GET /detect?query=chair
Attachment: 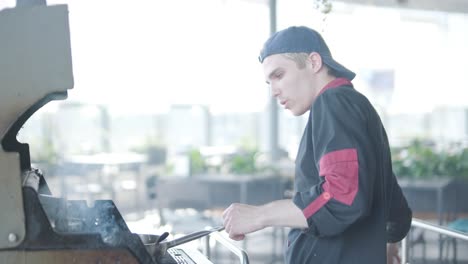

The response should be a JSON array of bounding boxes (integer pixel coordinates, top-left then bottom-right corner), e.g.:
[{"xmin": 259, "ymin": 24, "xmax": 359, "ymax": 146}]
[{"xmin": 443, "ymin": 218, "xmax": 468, "ymax": 264}]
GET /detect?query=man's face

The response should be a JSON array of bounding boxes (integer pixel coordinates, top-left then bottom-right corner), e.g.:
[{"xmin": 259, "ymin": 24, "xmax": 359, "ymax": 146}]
[{"xmin": 263, "ymin": 54, "xmax": 316, "ymax": 116}]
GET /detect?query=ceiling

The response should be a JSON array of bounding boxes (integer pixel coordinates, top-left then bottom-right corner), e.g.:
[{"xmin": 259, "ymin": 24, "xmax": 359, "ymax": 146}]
[
  {"xmin": 335, "ymin": 0, "xmax": 468, "ymax": 14},
  {"xmin": 253, "ymin": 0, "xmax": 468, "ymax": 14}
]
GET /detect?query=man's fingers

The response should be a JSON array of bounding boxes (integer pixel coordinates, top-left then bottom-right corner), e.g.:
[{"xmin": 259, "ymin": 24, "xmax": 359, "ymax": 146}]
[
  {"xmin": 395, "ymin": 255, "xmax": 401, "ymax": 264},
  {"xmin": 222, "ymin": 205, "xmax": 231, "ymax": 219},
  {"xmin": 229, "ymin": 233, "xmax": 245, "ymax": 241},
  {"xmin": 223, "ymin": 216, "xmax": 231, "ymax": 232},
  {"xmin": 222, "ymin": 203, "xmax": 237, "ymax": 220},
  {"xmin": 222, "ymin": 203, "xmax": 248, "ymax": 241},
  {"xmin": 224, "ymin": 218, "xmax": 245, "ymax": 241},
  {"xmin": 222, "ymin": 205, "xmax": 233, "ymax": 232}
]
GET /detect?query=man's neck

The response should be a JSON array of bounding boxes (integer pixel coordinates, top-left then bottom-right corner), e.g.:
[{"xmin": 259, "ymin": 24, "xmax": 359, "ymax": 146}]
[{"xmin": 314, "ymin": 75, "xmax": 337, "ymax": 98}]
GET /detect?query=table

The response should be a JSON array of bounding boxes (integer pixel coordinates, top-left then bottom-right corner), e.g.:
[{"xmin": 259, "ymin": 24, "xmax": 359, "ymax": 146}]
[{"xmin": 157, "ymin": 174, "xmax": 288, "ymax": 209}]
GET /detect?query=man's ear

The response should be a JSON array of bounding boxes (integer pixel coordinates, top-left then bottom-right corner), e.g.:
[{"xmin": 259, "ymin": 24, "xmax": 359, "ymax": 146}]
[{"xmin": 308, "ymin": 52, "xmax": 323, "ymax": 72}]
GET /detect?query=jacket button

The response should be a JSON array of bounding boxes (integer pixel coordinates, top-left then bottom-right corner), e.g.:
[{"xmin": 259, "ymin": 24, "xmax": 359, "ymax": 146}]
[{"xmin": 323, "ymin": 192, "xmax": 331, "ymax": 200}]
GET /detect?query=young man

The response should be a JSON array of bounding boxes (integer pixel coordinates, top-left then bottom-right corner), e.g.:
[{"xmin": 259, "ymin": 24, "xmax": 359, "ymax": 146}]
[{"xmin": 222, "ymin": 26, "xmax": 412, "ymax": 263}]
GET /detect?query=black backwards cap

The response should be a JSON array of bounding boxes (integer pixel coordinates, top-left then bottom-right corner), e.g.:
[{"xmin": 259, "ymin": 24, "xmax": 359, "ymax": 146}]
[{"xmin": 258, "ymin": 26, "xmax": 356, "ymax": 80}]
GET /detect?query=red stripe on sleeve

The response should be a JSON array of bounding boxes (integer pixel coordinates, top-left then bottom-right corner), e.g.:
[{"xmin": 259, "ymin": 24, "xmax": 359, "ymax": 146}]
[
  {"xmin": 303, "ymin": 191, "xmax": 332, "ymax": 219},
  {"xmin": 319, "ymin": 148, "xmax": 359, "ymax": 206},
  {"xmin": 301, "ymin": 148, "xmax": 359, "ymax": 219}
]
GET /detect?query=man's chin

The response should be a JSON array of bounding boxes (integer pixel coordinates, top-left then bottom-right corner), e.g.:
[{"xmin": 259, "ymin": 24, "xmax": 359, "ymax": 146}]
[{"xmin": 290, "ymin": 108, "xmax": 307, "ymax": 116}]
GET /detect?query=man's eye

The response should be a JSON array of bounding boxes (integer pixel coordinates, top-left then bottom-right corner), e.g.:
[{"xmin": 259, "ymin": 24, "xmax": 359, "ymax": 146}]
[{"xmin": 275, "ymin": 73, "xmax": 283, "ymax": 79}]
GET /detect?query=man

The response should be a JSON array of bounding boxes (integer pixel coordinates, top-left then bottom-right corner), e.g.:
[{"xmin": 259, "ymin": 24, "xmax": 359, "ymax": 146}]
[{"xmin": 222, "ymin": 26, "xmax": 412, "ymax": 263}]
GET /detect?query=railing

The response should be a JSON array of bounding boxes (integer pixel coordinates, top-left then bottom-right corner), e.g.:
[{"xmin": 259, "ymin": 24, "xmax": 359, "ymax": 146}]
[
  {"xmin": 401, "ymin": 218, "xmax": 468, "ymax": 264},
  {"xmin": 201, "ymin": 218, "xmax": 468, "ymax": 264}
]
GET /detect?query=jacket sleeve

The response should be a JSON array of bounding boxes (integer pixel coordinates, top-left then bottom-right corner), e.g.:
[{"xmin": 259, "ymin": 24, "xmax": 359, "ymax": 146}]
[
  {"xmin": 295, "ymin": 91, "xmax": 377, "ymax": 237},
  {"xmin": 386, "ymin": 172, "xmax": 412, "ymax": 242}
]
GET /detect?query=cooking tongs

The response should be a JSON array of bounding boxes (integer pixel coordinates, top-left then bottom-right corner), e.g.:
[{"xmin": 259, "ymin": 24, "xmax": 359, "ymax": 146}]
[{"xmin": 141, "ymin": 226, "xmax": 225, "ymax": 259}]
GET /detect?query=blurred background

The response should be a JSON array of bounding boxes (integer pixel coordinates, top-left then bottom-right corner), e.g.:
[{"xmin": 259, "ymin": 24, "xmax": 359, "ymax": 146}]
[{"xmin": 2, "ymin": 0, "xmax": 468, "ymax": 263}]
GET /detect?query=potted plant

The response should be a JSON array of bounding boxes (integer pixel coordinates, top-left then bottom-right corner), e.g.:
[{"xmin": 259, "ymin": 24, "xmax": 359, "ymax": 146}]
[{"xmin": 391, "ymin": 139, "xmax": 468, "ymax": 219}]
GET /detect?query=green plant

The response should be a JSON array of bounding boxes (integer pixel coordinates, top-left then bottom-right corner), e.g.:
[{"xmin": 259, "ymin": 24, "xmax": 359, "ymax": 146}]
[
  {"xmin": 437, "ymin": 148, "xmax": 468, "ymax": 179},
  {"xmin": 188, "ymin": 148, "xmax": 206, "ymax": 175},
  {"xmin": 391, "ymin": 139, "xmax": 468, "ymax": 179},
  {"xmin": 229, "ymin": 149, "xmax": 257, "ymax": 174}
]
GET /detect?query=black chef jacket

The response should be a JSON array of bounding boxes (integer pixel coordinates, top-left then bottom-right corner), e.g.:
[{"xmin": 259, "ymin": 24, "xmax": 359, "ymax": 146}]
[{"xmin": 285, "ymin": 78, "xmax": 412, "ymax": 264}]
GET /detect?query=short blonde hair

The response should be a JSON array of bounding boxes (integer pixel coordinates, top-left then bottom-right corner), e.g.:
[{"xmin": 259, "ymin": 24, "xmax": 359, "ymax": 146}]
[
  {"xmin": 282, "ymin": 52, "xmax": 339, "ymax": 77},
  {"xmin": 281, "ymin": 52, "xmax": 309, "ymax": 69}
]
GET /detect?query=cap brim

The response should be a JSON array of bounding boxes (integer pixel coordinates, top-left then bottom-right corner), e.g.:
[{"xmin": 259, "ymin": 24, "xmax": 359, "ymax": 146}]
[{"xmin": 322, "ymin": 56, "xmax": 356, "ymax": 80}]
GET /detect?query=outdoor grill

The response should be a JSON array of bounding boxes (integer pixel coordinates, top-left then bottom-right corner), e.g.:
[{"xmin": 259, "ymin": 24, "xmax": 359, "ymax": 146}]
[{"xmin": 0, "ymin": 3, "xmax": 246, "ymax": 263}]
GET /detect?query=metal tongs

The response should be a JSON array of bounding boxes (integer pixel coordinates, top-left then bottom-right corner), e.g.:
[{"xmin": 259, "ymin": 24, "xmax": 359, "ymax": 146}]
[{"xmin": 142, "ymin": 226, "xmax": 225, "ymax": 259}]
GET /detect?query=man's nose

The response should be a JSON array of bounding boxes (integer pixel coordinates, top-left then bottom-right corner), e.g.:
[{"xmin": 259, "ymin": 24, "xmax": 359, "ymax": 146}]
[{"xmin": 270, "ymin": 83, "xmax": 280, "ymax": 97}]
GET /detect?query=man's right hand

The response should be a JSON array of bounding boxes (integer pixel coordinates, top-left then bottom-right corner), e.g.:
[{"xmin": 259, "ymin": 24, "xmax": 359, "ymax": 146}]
[
  {"xmin": 222, "ymin": 199, "xmax": 308, "ymax": 240},
  {"xmin": 222, "ymin": 203, "xmax": 264, "ymax": 240}
]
